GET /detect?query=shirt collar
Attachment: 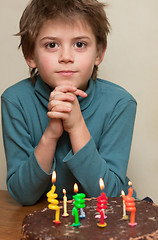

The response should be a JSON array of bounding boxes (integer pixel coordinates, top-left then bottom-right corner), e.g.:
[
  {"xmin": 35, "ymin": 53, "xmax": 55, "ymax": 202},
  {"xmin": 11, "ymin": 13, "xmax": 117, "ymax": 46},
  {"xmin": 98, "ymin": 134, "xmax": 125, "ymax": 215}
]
[
  {"xmin": 78, "ymin": 78, "xmax": 95, "ymax": 111},
  {"xmin": 34, "ymin": 76, "xmax": 51, "ymax": 101}
]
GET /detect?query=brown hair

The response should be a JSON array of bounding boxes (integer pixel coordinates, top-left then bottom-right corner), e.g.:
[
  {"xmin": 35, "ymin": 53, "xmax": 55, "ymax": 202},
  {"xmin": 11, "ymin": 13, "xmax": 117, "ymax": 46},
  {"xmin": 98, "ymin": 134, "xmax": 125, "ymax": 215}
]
[{"xmin": 16, "ymin": 0, "xmax": 110, "ymax": 82}]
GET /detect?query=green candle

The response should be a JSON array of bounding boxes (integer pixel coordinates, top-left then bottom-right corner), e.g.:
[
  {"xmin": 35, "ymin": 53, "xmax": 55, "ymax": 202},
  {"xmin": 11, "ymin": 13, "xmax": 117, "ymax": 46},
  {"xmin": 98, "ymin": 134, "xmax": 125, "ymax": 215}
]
[
  {"xmin": 72, "ymin": 206, "xmax": 80, "ymax": 227},
  {"xmin": 71, "ymin": 193, "xmax": 85, "ymax": 227}
]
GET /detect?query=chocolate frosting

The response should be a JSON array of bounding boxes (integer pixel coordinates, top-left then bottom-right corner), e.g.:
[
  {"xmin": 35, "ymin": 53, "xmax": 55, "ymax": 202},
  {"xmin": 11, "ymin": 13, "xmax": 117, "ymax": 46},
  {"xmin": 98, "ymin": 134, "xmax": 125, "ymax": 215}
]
[{"xmin": 21, "ymin": 197, "xmax": 158, "ymax": 240}]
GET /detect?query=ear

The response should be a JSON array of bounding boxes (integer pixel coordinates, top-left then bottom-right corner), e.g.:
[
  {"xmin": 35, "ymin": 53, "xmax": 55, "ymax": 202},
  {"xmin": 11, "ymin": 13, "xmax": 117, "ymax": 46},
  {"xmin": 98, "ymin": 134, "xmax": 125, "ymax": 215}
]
[
  {"xmin": 25, "ymin": 56, "xmax": 37, "ymax": 69},
  {"xmin": 94, "ymin": 46, "xmax": 106, "ymax": 66}
]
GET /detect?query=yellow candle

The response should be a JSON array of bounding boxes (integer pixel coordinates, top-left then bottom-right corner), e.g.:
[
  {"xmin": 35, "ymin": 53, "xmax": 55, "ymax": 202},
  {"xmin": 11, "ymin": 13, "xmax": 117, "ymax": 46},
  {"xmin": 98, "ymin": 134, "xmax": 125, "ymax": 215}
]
[
  {"xmin": 47, "ymin": 171, "xmax": 61, "ymax": 224},
  {"xmin": 121, "ymin": 190, "xmax": 128, "ymax": 220},
  {"xmin": 62, "ymin": 189, "xmax": 69, "ymax": 217},
  {"xmin": 48, "ymin": 202, "xmax": 60, "ymax": 222}
]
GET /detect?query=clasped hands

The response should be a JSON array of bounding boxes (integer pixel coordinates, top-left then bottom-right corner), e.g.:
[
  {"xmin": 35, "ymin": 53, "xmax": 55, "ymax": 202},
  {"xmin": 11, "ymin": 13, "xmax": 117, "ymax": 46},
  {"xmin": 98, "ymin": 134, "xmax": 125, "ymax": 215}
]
[{"xmin": 47, "ymin": 85, "xmax": 87, "ymax": 139}]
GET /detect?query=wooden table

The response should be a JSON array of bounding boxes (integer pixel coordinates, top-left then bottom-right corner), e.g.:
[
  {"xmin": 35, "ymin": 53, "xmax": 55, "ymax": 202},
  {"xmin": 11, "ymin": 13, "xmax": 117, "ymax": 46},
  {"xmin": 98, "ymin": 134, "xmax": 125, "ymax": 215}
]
[{"xmin": 0, "ymin": 190, "xmax": 48, "ymax": 240}]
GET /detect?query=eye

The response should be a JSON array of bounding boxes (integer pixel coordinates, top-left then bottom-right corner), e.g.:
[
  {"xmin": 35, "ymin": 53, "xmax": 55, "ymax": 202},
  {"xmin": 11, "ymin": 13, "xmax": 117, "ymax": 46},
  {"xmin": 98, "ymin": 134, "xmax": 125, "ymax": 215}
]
[
  {"xmin": 45, "ymin": 42, "xmax": 58, "ymax": 49},
  {"xmin": 75, "ymin": 41, "xmax": 87, "ymax": 49}
]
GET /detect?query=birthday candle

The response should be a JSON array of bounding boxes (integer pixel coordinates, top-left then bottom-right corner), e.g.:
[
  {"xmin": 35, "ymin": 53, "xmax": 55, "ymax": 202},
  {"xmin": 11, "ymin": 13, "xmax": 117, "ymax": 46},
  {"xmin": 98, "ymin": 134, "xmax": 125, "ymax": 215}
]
[
  {"xmin": 121, "ymin": 190, "xmax": 128, "ymax": 220},
  {"xmin": 124, "ymin": 181, "xmax": 137, "ymax": 227},
  {"xmin": 47, "ymin": 171, "xmax": 61, "ymax": 224},
  {"xmin": 62, "ymin": 189, "xmax": 69, "ymax": 217},
  {"xmin": 71, "ymin": 183, "xmax": 85, "ymax": 227},
  {"xmin": 74, "ymin": 183, "xmax": 86, "ymax": 219},
  {"xmin": 96, "ymin": 178, "xmax": 108, "ymax": 228}
]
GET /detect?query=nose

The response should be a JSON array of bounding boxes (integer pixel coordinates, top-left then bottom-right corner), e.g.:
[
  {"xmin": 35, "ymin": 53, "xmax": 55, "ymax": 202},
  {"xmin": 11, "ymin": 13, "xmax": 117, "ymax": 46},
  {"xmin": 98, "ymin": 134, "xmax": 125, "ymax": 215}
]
[{"xmin": 58, "ymin": 46, "xmax": 74, "ymax": 63}]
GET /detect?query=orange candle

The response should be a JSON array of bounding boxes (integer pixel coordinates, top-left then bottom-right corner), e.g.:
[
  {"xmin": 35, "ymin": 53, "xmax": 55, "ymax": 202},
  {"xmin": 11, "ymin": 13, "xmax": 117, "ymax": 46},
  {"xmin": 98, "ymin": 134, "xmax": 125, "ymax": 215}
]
[
  {"xmin": 130, "ymin": 209, "xmax": 136, "ymax": 225},
  {"xmin": 128, "ymin": 181, "xmax": 133, "ymax": 197},
  {"xmin": 124, "ymin": 181, "xmax": 137, "ymax": 227}
]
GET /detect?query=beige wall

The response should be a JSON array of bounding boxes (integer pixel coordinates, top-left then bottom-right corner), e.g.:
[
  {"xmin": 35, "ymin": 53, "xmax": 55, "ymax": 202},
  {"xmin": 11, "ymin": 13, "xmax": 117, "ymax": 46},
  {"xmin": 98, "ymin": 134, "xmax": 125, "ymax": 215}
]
[{"xmin": 0, "ymin": 0, "xmax": 158, "ymax": 203}]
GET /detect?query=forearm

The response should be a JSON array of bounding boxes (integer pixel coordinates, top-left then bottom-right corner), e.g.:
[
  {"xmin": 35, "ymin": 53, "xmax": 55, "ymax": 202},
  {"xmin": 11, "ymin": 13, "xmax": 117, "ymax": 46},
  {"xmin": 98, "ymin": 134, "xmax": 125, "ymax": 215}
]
[
  {"xmin": 7, "ymin": 129, "xmax": 56, "ymax": 205},
  {"xmin": 35, "ymin": 126, "xmax": 58, "ymax": 173},
  {"xmin": 63, "ymin": 137, "xmax": 124, "ymax": 197},
  {"xmin": 1, "ymin": 101, "xmax": 57, "ymax": 205},
  {"xmin": 69, "ymin": 118, "xmax": 91, "ymax": 154},
  {"xmin": 7, "ymin": 151, "xmax": 51, "ymax": 205},
  {"xmin": 6, "ymin": 122, "xmax": 59, "ymax": 205},
  {"xmin": 64, "ymin": 100, "xmax": 137, "ymax": 198},
  {"xmin": 35, "ymin": 116, "xmax": 64, "ymax": 173}
]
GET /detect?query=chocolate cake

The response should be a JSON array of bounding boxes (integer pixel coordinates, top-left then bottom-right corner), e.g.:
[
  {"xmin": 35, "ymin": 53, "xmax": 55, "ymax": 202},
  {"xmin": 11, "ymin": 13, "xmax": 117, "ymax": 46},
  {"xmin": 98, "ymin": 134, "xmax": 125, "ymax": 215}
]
[{"xmin": 21, "ymin": 197, "xmax": 158, "ymax": 240}]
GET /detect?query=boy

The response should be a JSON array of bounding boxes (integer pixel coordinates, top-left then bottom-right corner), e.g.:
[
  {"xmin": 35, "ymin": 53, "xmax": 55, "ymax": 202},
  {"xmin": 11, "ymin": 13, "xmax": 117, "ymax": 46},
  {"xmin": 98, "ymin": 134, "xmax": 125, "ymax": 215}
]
[{"xmin": 1, "ymin": 0, "xmax": 137, "ymax": 205}]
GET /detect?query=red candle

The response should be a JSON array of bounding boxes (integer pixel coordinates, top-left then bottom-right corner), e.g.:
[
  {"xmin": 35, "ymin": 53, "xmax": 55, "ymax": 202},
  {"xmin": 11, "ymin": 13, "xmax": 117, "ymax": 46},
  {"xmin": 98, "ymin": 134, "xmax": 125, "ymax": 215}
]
[{"xmin": 96, "ymin": 178, "xmax": 108, "ymax": 227}]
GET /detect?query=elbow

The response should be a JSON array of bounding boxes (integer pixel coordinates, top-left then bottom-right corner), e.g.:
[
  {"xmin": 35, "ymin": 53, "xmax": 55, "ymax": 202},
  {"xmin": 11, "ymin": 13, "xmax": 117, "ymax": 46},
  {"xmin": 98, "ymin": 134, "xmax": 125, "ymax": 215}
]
[
  {"xmin": 105, "ymin": 176, "xmax": 123, "ymax": 198},
  {"xmin": 19, "ymin": 197, "xmax": 38, "ymax": 206},
  {"xmin": 8, "ymin": 187, "xmax": 39, "ymax": 206}
]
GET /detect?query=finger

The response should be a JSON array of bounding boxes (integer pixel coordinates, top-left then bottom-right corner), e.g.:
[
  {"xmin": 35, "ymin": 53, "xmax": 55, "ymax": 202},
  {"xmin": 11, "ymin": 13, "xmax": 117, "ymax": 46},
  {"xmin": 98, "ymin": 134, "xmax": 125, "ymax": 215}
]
[
  {"xmin": 49, "ymin": 85, "xmax": 87, "ymax": 100},
  {"xmin": 49, "ymin": 91, "xmax": 75, "ymax": 102},
  {"xmin": 74, "ymin": 89, "xmax": 87, "ymax": 98},
  {"xmin": 48, "ymin": 101, "xmax": 72, "ymax": 112},
  {"xmin": 47, "ymin": 111, "xmax": 69, "ymax": 119},
  {"xmin": 48, "ymin": 100, "xmax": 61, "ymax": 111},
  {"xmin": 54, "ymin": 85, "xmax": 77, "ymax": 93}
]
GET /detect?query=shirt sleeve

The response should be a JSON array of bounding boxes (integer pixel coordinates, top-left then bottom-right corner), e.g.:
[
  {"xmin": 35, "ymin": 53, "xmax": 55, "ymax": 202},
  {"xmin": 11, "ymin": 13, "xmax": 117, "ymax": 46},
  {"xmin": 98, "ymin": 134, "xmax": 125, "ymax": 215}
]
[
  {"xmin": 63, "ymin": 100, "xmax": 137, "ymax": 198},
  {"xmin": 1, "ymin": 96, "xmax": 52, "ymax": 205}
]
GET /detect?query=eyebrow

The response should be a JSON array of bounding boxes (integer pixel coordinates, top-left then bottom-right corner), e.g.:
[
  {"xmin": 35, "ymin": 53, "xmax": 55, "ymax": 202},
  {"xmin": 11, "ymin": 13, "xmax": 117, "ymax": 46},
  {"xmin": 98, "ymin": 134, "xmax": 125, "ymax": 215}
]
[{"xmin": 40, "ymin": 36, "xmax": 91, "ymax": 42}]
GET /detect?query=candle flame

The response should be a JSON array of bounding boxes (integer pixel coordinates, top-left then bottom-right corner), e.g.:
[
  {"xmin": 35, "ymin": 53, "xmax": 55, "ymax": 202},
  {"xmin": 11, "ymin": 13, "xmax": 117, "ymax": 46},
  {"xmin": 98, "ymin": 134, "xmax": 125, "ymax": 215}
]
[
  {"xmin": 121, "ymin": 190, "xmax": 125, "ymax": 197},
  {"xmin": 128, "ymin": 181, "xmax": 132, "ymax": 187},
  {"xmin": 99, "ymin": 178, "xmax": 104, "ymax": 191},
  {"xmin": 74, "ymin": 183, "xmax": 78, "ymax": 193},
  {"xmin": 63, "ymin": 189, "xmax": 66, "ymax": 195},
  {"xmin": 52, "ymin": 171, "xmax": 56, "ymax": 183}
]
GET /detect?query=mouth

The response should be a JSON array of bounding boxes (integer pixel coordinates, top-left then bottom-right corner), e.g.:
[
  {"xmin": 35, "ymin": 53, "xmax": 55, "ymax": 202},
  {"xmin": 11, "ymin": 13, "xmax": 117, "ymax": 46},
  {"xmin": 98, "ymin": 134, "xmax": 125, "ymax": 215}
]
[{"xmin": 57, "ymin": 70, "xmax": 77, "ymax": 77}]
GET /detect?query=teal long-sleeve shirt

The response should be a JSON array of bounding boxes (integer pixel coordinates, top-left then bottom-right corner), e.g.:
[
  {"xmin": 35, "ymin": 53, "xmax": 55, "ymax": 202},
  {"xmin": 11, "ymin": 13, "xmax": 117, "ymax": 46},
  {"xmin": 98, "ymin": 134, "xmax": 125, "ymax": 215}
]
[{"xmin": 1, "ymin": 77, "xmax": 137, "ymax": 205}]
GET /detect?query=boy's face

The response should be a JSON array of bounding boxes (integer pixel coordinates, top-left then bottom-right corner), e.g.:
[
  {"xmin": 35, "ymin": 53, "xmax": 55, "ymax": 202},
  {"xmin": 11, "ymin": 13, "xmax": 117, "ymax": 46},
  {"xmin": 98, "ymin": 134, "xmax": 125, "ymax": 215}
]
[{"xmin": 26, "ymin": 18, "xmax": 105, "ymax": 91}]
